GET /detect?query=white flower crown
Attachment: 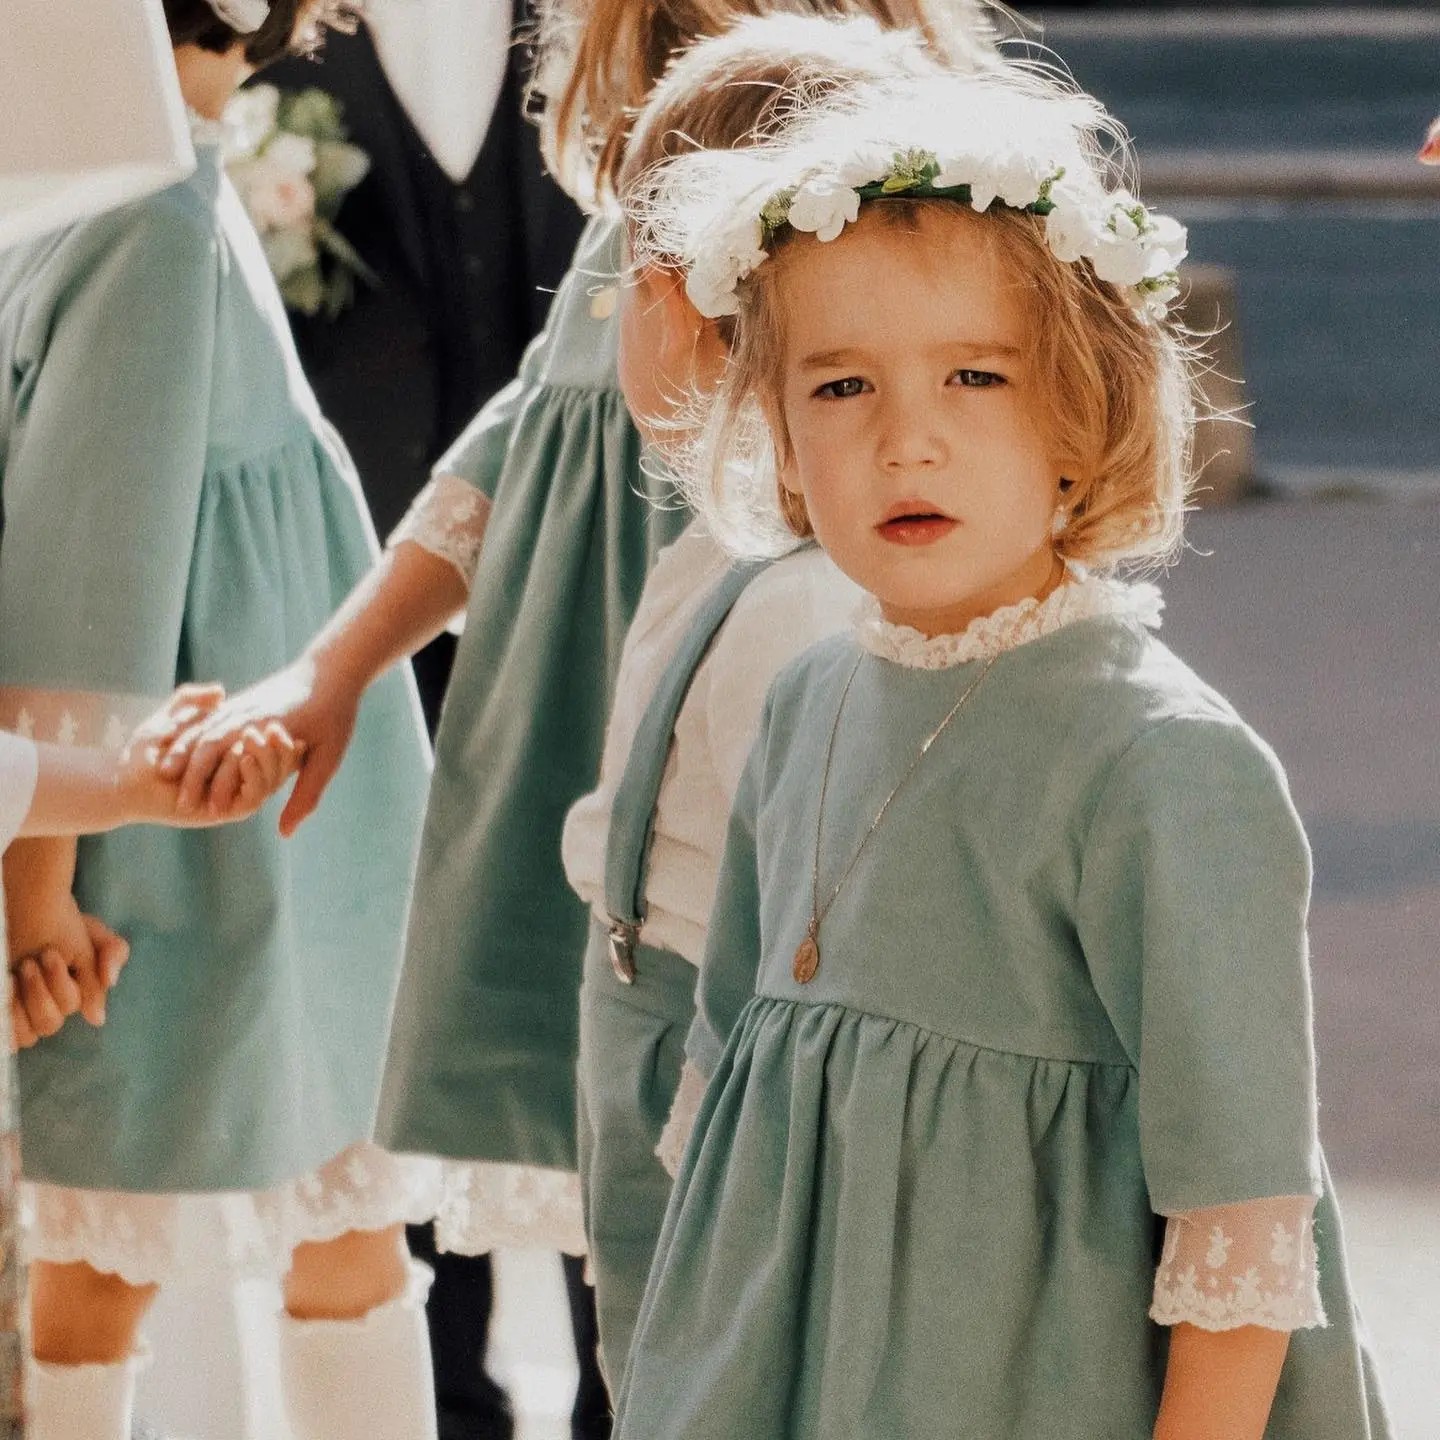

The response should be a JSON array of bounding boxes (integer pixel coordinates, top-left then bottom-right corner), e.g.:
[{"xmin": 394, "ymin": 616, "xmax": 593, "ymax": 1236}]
[{"xmin": 684, "ymin": 144, "xmax": 1188, "ymax": 324}]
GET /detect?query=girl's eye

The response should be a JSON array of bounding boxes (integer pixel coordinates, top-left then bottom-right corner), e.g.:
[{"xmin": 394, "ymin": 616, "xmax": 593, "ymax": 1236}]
[
  {"xmin": 951, "ymin": 368, "xmax": 1006, "ymax": 388},
  {"xmin": 814, "ymin": 376, "xmax": 869, "ymax": 399}
]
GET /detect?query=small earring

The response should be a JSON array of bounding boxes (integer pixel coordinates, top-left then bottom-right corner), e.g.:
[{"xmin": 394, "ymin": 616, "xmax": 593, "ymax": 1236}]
[{"xmin": 1050, "ymin": 505, "xmax": 1069, "ymax": 539}]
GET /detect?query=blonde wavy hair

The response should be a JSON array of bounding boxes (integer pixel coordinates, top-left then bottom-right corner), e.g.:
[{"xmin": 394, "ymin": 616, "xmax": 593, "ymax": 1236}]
[
  {"xmin": 530, "ymin": 0, "xmax": 1009, "ymax": 206},
  {"xmin": 630, "ymin": 71, "xmax": 1199, "ymax": 566}
]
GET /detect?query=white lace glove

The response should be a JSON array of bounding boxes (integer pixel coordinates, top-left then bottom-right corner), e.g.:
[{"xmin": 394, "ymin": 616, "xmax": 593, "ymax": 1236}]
[
  {"xmin": 1150, "ymin": 1193, "xmax": 1326, "ymax": 1332},
  {"xmin": 386, "ymin": 472, "xmax": 490, "ymax": 589}
]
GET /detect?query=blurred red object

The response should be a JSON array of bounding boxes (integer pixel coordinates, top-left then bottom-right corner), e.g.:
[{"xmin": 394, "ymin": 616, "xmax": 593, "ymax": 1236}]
[{"xmin": 1419, "ymin": 116, "xmax": 1440, "ymax": 166}]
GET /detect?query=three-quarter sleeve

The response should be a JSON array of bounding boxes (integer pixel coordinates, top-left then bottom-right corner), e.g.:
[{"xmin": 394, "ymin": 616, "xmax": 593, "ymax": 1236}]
[
  {"xmin": 0, "ymin": 202, "xmax": 219, "ymax": 714},
  {"xmin": 1075, "ymin": 714, "xmax": 1326, "ymax": 1332},
  {"xmin": 430, "ymin": 370, "xmax": 532, "ymax": 504},
  {"xmin": 386, "ymin": 471, "xmax": 491, "ymax": 589}
]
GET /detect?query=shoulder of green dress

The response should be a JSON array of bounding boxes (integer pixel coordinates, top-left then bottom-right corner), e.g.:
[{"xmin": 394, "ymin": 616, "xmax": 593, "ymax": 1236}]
[
  {"xmin": 759, "ymin": 632, "xmax": 864, "ymax": 735},
  {"xmin": 3, "ymin": 185, "xmax": 218, "ymax": 368}
]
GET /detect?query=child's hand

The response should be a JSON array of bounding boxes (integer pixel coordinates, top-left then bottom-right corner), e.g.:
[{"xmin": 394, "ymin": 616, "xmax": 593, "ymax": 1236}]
[
  {"xmin": 7, "ymin": 898, "xmax": 128, "ymax": 1030},
  {"xmin": 128, "ymin": 683, "xmax": 227, "ymax": 766},
  {"xmin": 123, "ymin": 709, "xmax": 301, "ymax": 828},
  {"xmin": 155, "ymin": 657, "xmax": 355, "ymax": 837},
  {"xmin": 10, "ymin": 946, "xmax": 81, "ymax": 1050}
]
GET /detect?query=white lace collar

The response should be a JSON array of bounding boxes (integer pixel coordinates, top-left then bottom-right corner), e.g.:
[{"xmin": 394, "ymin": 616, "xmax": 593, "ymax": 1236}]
[
  {"xmin": 186, "ymin": 109, "xmax": 227, "ymax": 149},
  {"xmin": 855, "ymin": 573, "xmax": 1163, "ymax": 670}
]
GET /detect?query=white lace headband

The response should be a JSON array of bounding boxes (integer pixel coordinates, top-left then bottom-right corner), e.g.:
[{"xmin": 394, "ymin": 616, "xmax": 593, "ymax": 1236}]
[
  {"xmin": 683, "ymin": 145, "xmax": 1188, "ymax": 324},
  {"xmin": 206, "ymin": 0, "xmax": 272, "ymax": 34}
]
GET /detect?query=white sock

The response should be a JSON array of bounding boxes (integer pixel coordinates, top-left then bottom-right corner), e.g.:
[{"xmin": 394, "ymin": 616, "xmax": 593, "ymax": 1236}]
[
  {"xmin": 279, "ymin": 1261, "xmax": 438, "ymax": 1440},
  {"xmin": 27, "ymin": 1354, "xmax": 140, "ymax": 1440}
]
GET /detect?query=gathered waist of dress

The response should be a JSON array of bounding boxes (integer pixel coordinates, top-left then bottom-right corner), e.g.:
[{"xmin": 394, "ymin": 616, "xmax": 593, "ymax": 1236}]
[
  {"xmin": 203, "ymin": 420, "xmax": 336, "ymax": 477},
  {"xmin": 741, "ymin": 989, "xmax": 1136, "ymax": 1072}
]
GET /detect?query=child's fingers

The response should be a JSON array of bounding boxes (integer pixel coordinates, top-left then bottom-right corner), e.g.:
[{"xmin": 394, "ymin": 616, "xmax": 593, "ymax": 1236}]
[
  {"xmin": 207, "ymin": 746, "xmax": 247, "ymax": 817},
  {"xmin": 15, "ymin": 958, "xmax": 67, "ymax": 1038},
  {"xmin": 236, "ymin": 753, "xmax": 265, "ymax": 813},
  {"xmin": 80, "ymin": 915, "xmax": 130, "ymax": 994},
  {"xmin": 252, "ymin": 724, "xmax": 300, "ymax": 791},
  {"xmin": 278, "ymin": 744, "xmax": 339, "ymax": 837},
  {"xmin": 156, "ymin": 720, "xmax": 209, "ymax": 779},
  {"xmin": 171, "ymin": 681, "xmax": 226, "ymax": 712},
  {"xmin": 11, "ymin": 995, "xmax": 37, "ymax": 1052},
  {"xmin": 173, "ymin": 730, "xmax": 240, "ymax": 812},
  {"xmin": 38, "ymin": 947, "xmax": 83, "ymax": 1017}
]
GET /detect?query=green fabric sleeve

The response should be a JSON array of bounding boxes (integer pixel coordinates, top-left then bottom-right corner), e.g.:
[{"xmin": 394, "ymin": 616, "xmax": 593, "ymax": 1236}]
[
  {"xmin": 686, "ymin": 701, "xmax": 770, "ymax": 1078},
  {"xmin": 0, "ymin": 201, "xmax": 218, "ymax": 697},
  {"xmin": 1075, "ymin": 714, "xmax": 1322, "ymax": 1216},
  {"xmin": 432, "ymin": 370, "xmax": 531, "ymax": 503}
]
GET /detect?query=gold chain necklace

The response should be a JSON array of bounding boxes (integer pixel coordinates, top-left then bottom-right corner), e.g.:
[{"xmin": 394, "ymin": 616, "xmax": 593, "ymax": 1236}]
[{"xmin": 793, "ymin": 651, "xmax": 997, "ymax": 983}]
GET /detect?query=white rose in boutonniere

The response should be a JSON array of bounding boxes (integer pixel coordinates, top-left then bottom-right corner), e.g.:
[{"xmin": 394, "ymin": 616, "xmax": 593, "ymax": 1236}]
[{"xmin": 222, "ymin": 83, "xmax": 376, "ymax": 320}]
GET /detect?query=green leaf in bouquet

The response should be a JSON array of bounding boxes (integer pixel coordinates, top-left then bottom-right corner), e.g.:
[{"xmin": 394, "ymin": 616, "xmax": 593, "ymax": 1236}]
[
  {"xmin": 262, "ymin": 227, "xmax": 320, "ymax": 282},
  {"xmin": 311, "ymin": 141, "xmax": 370, "ymax": 212},
  {"xmin": 276, "ymin": 87, "xmax": 347, "ymax": 144},
  {"xmin": 323, "ymin": 267, "xmax": 357, "ymax": 321},
  {"xmin": 314, "ymin": 219, "xmax": 380, "ymax": 289},
  {"xmin": 281, "ymin": 264, "xmax": 326, "ymax": 317}
]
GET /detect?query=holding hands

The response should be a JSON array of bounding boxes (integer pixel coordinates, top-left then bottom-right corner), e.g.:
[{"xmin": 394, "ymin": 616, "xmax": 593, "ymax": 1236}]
[
  {"xmin": 155, "ymin": 654, "xmax": 359, "ymax": 837},
  {"xmin": 129, "ymin": 681, "xmax": 306, "ymax": 828},
  {"xmin": 6, "ymin": 683, "xmax": 304, "ymax": 1051}
]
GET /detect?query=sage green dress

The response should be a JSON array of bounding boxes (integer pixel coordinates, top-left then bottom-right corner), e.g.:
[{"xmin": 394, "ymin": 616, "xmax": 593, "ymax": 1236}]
[
  {"xmin": 0, "ymin": 141, "xmax": 430, "ymax": 1193},
  {"xmin": 376, "ymin": 216, "xmax": 690, "ymax": 1172},
  {"xmin": 616, "ymin": 594, "xmax": 1389, "ymax": 1438}
]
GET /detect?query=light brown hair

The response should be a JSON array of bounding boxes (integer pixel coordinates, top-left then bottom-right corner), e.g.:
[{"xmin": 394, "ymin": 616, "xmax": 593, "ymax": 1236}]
[
  {"xmin": 691, "ymin": 199, "xmax": 1196, "ymax": 563},
  {"xmin": 531, "ymin": 0, "xmax": 1004, "ymax": 205}
]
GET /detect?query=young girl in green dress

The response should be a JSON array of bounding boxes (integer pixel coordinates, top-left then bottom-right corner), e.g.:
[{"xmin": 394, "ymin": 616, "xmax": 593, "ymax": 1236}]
[
  {"xmin": 157, "ymin": 0, "xmax": 1003, "ymax": 1260},
  {"xmin": 612, "ymin": 67, "xmax": 1391, "ymax": 1438},
  {"xmin": 0, "ymin": 5, "xmax": 441, "ymax": 1438},
  {"xmin": 560, "ymin": 14, "xmax": 990, "ymax": 1382}
]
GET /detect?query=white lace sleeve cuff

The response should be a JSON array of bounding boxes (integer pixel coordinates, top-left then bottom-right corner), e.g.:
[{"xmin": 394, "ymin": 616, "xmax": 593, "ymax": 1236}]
[
  {"xmin": 387, "ymin": 472, "xmax": 490, "ymax": 589},
  {"xmin": 1150, "ymin": 1193, "xmax": 1326, "ymax": 1332},
  {"xmin": 655, "ymin": 1060, "xmax": 709, "ymax": 1179}
]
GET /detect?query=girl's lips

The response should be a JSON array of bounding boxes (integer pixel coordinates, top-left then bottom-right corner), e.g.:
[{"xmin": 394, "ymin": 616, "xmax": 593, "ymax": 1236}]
[{"xmin": 876, "ymin": 515, "xmax": 959, "ymax": 547}]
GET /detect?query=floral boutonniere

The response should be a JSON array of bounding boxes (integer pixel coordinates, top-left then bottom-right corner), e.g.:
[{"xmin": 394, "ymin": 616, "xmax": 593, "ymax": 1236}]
[{"xmin": 222, "ymin": 84, "xmax": 378, "ymax": 319}]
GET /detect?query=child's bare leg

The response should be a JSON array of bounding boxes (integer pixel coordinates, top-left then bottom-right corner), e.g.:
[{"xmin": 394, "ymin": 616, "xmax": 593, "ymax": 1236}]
[
  {"xmin": 31, "ymin": 1260, "xmax": 157, "ymax": 1364},
  {"xmin": 283, "ymin": 1222, "xmax": 410, "ymax": 1320},
  {"xmin": 280, "ymin": 1224, "xmax": 438, "ymax": 1440},
  {"xmin": 29, "ymin": 1261, "xmax": 157, "ymax": 1440}
]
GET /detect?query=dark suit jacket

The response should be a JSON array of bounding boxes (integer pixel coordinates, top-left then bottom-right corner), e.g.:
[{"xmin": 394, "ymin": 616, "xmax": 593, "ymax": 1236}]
[{"xmin": 269, "ymin": 11, "xmax": 585, "ymax": 539}]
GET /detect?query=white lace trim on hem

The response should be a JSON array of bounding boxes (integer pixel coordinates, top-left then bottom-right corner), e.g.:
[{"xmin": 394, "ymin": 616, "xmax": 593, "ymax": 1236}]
[
  {"xmin": 655, "ymin": 1060, "xmax": 708, "ymax": 1180},
  {"xmin": 387, "ymin": 472, "xmax": 489, "ymax": 589},
  {"xmin": 1149, "ymin": 1194, "xmax": 1327, "ymax": 1333},
  {"xmin": 23, "ymin": 1144, "xmax": 447, "ymax": 1287},
  {"xmin": 854, "ymin": 574, "xmax": 1163, "ymax": 670},
  {"xmin": 431, "ymin": 1158, "xmax": 587, "ymax": 1257}
]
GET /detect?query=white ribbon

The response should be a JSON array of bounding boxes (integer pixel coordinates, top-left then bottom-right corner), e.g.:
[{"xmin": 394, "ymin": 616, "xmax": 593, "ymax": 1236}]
[{"xmin": 207, "ymin": 0, "xmax": 271, "ymax": 34}]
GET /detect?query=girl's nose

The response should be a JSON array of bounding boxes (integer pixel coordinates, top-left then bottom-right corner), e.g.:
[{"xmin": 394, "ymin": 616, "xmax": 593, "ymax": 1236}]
[{"xmin": 878, "ymin": 397, "xmax": 947, "ymax": 471}]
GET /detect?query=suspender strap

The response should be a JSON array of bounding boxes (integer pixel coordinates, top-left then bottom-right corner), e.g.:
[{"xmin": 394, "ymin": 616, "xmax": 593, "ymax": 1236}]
[{"xmin": 602, "ymin": 557, "xmax": 770, "ymax": 980}]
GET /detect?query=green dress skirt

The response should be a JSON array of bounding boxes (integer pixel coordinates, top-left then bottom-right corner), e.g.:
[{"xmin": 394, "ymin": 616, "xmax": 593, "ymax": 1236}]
[
  {"xmin": 617, "ymin": 615, "xmax": 1389, "ymax": 1438},
  {"xmin": 0, "ymin": 143, "xmax": 430, "ymax": 1192},
  {"xmin": 376, "ymin": 216, "xmax": 690, "ymax": 1171}
]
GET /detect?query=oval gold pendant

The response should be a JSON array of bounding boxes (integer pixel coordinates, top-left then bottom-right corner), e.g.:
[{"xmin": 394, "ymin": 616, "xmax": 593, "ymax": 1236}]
[{"xmin": 792, "ymin": 935, "xmax": 820, "ymax": 984}]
